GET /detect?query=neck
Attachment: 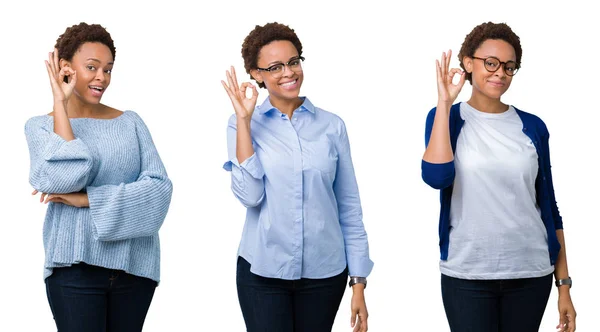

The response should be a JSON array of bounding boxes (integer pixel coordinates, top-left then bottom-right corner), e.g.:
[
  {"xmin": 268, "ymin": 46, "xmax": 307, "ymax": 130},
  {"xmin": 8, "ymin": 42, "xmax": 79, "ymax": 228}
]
[
  {"xmin": 66, "ymin": 96, "xmax": 104, "ymax": 118},
  {"xmin": 467, "ymin": 90, "xmax": 508, "ymax": 114},
  {"xmin": 270, "ymin": 96, "xmax": 303, "ymax": 118}
]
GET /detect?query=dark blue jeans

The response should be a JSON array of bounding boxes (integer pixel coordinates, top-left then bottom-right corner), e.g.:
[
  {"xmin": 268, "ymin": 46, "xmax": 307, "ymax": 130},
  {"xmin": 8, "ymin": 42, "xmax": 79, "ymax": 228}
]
[
  {"xmin": 441, "ymin": 273, "xmax": 553, "ymax": 332},
  {"xmin": 45, "ymin": 262, "xmax": 157, "ymax": 332},
  {"xmin": 236, "ymin": 256, "xmax": 347, "ymax": 332}
]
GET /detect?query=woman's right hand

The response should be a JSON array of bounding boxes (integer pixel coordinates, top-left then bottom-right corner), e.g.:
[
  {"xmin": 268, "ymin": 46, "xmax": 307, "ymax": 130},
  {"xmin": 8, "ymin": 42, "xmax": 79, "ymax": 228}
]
[
  {"xmin": 221, "ymin": 66, "xmax": 258, "ymax": 121},
  {"xmin": 45, "ymin": 48, "xmax": 77, "ymax": 104},
  {"xmin": 436, "ymin": 50, "xmax": 465, "ymax": 104}
]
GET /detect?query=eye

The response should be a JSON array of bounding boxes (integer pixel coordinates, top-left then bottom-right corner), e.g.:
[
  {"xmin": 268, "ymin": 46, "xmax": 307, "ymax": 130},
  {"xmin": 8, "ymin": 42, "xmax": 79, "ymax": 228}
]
[
  {"xmin": 105, "ymin": 69, "xmax": 112, "ymax": 74},
  {"xmin": 87, "ymin": 65, "xmax": 96, "ymax": 71},
  {"xmin": 289, "ymin": 59, "xmax": 301, "ymax": 66},
  {"xmin": 269, "ymin": 64, "xmax": 283, "ymax": 73},
  {"xmin": 485, "ymin": 60, "xmax": 498, "ymax": 68}
]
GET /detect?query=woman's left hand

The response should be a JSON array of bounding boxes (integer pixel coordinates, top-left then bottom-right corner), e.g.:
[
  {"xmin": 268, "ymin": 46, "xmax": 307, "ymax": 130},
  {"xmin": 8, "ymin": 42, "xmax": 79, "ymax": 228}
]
[
  {"xmin": 350, "ymin": 286, "xmax": 368, "ymax": 332},
  {"xmin": 557, "ymin": 293, "xmax": 576, "ymax": 332},
  {"xmin": 32, "ymin": 190, "xmax": 89, "ymax": 208}
]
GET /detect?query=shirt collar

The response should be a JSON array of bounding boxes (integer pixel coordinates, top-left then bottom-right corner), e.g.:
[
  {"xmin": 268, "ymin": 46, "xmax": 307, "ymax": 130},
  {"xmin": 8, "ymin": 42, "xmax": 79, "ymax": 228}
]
[{"xmin": 257, "ymin": 96, "xmax": 316, "ymax": 115}]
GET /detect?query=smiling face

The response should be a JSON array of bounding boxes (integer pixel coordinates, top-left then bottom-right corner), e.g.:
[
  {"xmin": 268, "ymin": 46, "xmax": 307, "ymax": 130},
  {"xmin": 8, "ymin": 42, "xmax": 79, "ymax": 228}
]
[
  {"xmin": 60, "ymin": 42, "xmax": 114, "ymax": 104},
  {"xmin": 463, "ymin": 39, "xmax": 516, "ymax": 100},
  {"xmin": 251, "ymin": 40, "xmax": 304, "ymax": 104}
]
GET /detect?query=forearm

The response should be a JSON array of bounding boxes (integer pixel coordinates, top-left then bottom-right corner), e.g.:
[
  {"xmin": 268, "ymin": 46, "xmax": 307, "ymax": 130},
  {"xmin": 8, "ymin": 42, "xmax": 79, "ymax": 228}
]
[
  {"xmin": 554, "ymin": 230, "xmax": 571, "ymax": 296},
  {"xmin": 236, "ymin": 117, "xmax": 254, "ymax": 164},
  {"xmin": 423, "ymin": 101, "xmax": 453, "ymax": 163},
  {"xmin": 53, "ymin": 101, "xmax": 75, "ymax": 141}
]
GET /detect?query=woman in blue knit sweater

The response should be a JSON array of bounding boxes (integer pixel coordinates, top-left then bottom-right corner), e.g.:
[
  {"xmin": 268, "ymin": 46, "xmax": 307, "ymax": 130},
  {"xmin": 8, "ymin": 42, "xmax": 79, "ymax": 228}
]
[
  {"xmin": 422, "ymin": 22, "xmax": 576, "ymax": 332},
  {"xmin": 24, "ymin": 22, "xmax": 172, "ymax": 332}
]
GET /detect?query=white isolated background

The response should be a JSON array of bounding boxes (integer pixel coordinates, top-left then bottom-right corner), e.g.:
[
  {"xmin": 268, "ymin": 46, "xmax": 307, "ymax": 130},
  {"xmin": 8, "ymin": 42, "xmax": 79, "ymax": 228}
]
[{"xmin": 0, "ymin": 0, "xmax": 597, "ymax": 331}]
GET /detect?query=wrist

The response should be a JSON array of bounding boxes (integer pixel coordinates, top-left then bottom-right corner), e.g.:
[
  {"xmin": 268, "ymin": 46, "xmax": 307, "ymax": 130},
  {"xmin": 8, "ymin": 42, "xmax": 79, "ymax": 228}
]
[
  {"xmin": 53, "ymin": 101, "xmax": 68, "ymax": 110},
  {"xmin": 436, "ymin": 101, "xmax": 453, "ymax": 114},
  {"xmin": 351, "ymin": 283, "xmax": 365, "ymax": 294}
]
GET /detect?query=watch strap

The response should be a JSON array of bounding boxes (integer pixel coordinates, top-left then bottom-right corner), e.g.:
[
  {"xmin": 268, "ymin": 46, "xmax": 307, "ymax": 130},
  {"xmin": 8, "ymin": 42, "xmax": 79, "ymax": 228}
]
[
  {"xmin": 348, "ymin": 276, "xmax": 367, "ymax": 289},
  {"xmin": 555, "ymin": 277, "xmax": 572, "ymax": 288}
]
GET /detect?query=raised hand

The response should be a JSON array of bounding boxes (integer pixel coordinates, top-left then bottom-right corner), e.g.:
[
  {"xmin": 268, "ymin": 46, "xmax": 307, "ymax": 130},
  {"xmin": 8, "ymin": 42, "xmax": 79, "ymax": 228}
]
[
  {"xmin": 221, "ymin": 66, "xmax": 258, "ymax": 121},
  {"xmin": 436, "ymin": 50, "xmax": 465, "ymax": 104},
  {"xmin": 45, "ymin": 48, "xmax": 77, "ymax": 103}
]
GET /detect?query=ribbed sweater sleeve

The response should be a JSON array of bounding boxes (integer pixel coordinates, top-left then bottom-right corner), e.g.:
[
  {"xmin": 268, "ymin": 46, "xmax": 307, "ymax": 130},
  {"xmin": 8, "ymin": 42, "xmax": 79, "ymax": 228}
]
[
  {"xmin": 25, "ymin": 116, "xmax": 94, "ymax": 194},
  {"xmin": 87, "ymin": 112, "xmax": 173, "ymax": 241}
]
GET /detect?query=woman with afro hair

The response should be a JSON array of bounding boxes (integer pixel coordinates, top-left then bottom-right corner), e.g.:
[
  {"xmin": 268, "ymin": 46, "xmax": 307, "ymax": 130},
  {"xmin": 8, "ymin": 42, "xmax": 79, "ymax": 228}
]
[
  {"xmin": 222, "ymin": 22, "xmax": 373, "ymax": 332},
  {"xmin": 24, "ymin": 22, "xmax": 172, "ymax": 331},
  {"xmin": 422, "ymin": 22, "xmax": 576, "ymax": 331}
]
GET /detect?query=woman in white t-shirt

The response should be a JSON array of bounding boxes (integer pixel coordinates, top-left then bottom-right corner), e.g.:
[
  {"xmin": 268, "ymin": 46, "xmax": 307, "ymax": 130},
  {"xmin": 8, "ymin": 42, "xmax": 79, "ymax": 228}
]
[{"xmin": 421, "ymin": 22, "xmax": 576, "ymax": 332}]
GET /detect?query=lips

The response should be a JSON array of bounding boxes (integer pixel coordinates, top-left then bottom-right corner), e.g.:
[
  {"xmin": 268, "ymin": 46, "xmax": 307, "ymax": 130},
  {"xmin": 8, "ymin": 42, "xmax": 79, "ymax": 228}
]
[
  {"xmin": 279, "ymin": 79, "xmax": 298, "ymax": 90},
  {"xmin": 89, "ymin": 85, "xmax": 105, "ymax": 97},
  {"xmin": 487, "ymin": 81, "xmax": 505, "ymax": 88}
]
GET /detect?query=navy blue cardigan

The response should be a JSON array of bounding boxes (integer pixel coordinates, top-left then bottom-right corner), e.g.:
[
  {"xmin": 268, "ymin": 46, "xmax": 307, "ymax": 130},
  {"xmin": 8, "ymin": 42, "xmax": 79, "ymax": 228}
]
[{"xmin": 421, "ymin": 103, "xmax": 563, "ymax": 265}]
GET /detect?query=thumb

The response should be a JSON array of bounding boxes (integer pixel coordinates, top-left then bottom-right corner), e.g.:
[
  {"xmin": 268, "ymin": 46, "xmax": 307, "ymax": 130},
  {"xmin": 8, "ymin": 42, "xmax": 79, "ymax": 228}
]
[
  {"xmin": 457, "ymin": 71, "xmax": 466, "ymax": 89},
  {"xmin": 70, "ymin": 70, "xmax": 77, "ymax": 87},
  {"xmin": 351, "ymin": 309, "xmax": 356, "ymax": 327}
]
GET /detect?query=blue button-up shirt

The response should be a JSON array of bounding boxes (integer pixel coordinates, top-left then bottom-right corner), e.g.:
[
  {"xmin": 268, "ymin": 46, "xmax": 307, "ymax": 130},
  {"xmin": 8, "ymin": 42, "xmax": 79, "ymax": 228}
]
[{"xmin": 224, "ymin": 97, "xmax": 373, "ymax": 280}]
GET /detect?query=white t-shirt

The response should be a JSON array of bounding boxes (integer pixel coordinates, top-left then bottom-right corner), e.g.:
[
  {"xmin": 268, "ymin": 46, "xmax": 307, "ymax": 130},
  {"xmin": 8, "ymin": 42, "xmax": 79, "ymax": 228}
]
[{"xmin": 440, "ymin": 102, "xmax": 554, "ymax": 280}]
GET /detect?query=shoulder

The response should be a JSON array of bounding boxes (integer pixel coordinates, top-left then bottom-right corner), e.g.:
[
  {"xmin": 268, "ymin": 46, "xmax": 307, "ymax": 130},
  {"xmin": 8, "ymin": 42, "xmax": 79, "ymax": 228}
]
[
  {"xmin": 120, "ymin": 110, "xmax": 144, "ymax": 123},
  {"xmin": 315, "ymin": 106, "xmax": 349, "ymax": 136},
  {"xmin": 24, "ymin": 115, "xmax": 51, "ymax": 133},
  {"xmin": 513, "ymin": 106, "xmax": 549, "ymax": 136},
  {"xmin": 316, "ymin": 106, "xmax": 344, "ymax": 123}
]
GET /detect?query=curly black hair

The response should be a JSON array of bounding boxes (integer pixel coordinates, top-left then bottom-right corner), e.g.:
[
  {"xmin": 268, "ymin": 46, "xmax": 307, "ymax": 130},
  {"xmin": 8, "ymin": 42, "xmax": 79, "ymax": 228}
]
[
  {"xmin": 241, "ymin": 22, "xmax": 303, "ymax": 88},
  {"xmin": 458, "ymin": 22, "xmax": 522, "ymax": 84},
  {"xmin": 55, "ymin": 22, "xmax": 116, "ymax": 62}
]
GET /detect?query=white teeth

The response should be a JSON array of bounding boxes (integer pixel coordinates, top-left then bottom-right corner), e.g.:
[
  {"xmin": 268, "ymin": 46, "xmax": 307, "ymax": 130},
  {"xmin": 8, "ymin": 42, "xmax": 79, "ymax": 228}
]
[
  {"xmin": 90, "ymin": 86, "xmax": 103, "ymax": 91},
  {"xmin": 281, "ymin": 80, "xmax": 296, "ymax": 87}
]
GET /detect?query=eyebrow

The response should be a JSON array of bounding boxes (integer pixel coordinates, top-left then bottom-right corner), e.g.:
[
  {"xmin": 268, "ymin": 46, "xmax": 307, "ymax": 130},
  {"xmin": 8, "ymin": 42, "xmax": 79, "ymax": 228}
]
[
  {"xmin": 482, "ymin": 55, "xmax": 516, "ymax": 62},
  {"xmin": 267, "ymin": 55, "xmax": 300, "ymax": 66},
  {"xmin": 87, "ymin": 57, "xmax": 114, "ymax": 65}
]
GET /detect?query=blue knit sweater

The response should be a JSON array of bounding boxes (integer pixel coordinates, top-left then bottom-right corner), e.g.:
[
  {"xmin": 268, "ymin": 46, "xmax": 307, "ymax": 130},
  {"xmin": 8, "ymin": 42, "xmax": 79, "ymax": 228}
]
[{"xmin": 25, "ymin": 111, "xmax": 173, "ymax": 282}]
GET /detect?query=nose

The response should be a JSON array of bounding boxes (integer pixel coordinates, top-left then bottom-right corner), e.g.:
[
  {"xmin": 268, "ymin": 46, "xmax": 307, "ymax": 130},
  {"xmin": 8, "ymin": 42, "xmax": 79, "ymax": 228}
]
[
  {"xmin": 95, "ymin": 70, "xmax": 108, "ymax": 82},
  {"xmin": 495, "ymin": 64, "xmax": 507, "ymax": 78},
  {"xmin": 281, "ymin": 64, "xmax": 294, "ymax": 77}
]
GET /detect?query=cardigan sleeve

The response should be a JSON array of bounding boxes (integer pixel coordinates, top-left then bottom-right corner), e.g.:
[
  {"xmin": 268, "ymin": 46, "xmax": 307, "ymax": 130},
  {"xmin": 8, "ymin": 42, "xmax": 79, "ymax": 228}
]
[
  {"xmin": 25, "ymin": 116, "xmax": 94, "ymax": 194},
  {"xmin": 540, "ymin": 126, "xmax": 564, "ymax": 230},
  {"xmin": 87, "ymin": 112, "xmax": 173, "ymax": 241},
  {"xmin": 421, "ymin": 107, "xmax": 456, "ymax": 189}
]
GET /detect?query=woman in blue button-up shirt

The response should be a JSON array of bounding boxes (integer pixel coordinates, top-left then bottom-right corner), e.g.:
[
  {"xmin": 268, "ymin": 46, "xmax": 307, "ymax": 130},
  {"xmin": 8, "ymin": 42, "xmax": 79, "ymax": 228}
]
[{"xmin": 222, "ymin": 22, "xmax": 373, "ymax": 332}]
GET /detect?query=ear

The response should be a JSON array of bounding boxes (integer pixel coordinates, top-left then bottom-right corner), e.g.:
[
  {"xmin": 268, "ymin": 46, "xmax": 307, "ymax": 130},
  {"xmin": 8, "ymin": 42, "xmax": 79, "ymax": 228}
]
[
  {"xmin": 250, "ymin": 69, "xmax": 263, "ymax": 84},
  {"xmin": 59, "ymin": 58, "xmax": 71, "ymax": 69},
  {"xmin": 463, "ymin": 56, "xmax": 473, "ymax": 73}
]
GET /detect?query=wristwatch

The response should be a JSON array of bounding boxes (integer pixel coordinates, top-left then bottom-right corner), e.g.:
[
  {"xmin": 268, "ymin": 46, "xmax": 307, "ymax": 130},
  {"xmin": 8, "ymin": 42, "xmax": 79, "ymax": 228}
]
[
  {"xmin": 555, "ymin": 277, "xmax": 572, "ymax": 288},
  {"xmin": 349, "ymin": 276, "xmax": 367, "ymax": 289}
]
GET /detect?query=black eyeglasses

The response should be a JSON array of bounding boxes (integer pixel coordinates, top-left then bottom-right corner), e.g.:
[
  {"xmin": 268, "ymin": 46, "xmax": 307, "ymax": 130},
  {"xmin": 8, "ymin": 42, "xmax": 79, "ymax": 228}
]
[
  {"xmin": 472, "ymin": 56, "xmax": 519, "ymax": 76},
  {"xmin": 257, "ymin": 56, "xmax": 305, "ymax": 78}
]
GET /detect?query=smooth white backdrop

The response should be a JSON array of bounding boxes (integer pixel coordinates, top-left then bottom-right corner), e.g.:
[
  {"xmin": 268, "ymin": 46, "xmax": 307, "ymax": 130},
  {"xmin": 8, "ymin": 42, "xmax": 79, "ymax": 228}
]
[{"xmin": 1, "ymin": 0, "xmax": 597, "ymax": 330}]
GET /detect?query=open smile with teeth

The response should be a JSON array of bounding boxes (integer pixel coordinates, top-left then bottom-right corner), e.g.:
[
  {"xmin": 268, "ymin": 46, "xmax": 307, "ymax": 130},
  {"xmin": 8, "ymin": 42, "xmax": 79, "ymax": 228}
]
[
  {"xmin": 90, "ymin": 86, "xmax": 104, "ymax": 91},
  {"xmin": 280, "ymin": 80, "xmax": 296, "ymax": 87}
]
